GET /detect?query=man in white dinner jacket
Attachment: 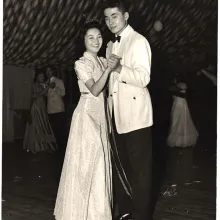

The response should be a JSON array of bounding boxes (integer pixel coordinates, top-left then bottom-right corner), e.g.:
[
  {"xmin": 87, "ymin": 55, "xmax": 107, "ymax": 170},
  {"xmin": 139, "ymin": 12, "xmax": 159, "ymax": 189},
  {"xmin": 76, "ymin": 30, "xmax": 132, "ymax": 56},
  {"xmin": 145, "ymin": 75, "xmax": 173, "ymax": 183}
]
[
  {"xmin": 104, "ymin": 1, "xmax": 153, "ymax": 220},
  {"xmin": 46, "ymin": 67, "xmax": 67, "ymax": 168}
]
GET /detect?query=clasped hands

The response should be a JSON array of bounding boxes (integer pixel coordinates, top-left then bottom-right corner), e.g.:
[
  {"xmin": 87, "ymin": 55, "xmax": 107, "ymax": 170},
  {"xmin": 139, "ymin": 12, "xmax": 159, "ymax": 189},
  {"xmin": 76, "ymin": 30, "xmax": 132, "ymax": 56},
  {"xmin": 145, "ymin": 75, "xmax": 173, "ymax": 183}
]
[
  {"xmin": 107, "ymin": 54, "xmax": 122, "ymax": 73},
  {"xmin": 45, "ymin": 80, "xmax": 55, "ymax": 89},
  {"xmin": 49, "ymin": 82, "xmax": 56, "ymax": 89}
]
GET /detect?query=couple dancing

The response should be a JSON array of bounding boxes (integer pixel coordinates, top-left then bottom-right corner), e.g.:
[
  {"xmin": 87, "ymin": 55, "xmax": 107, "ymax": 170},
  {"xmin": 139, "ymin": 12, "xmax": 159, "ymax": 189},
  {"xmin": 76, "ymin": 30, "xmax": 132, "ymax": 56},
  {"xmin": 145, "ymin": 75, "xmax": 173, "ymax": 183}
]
[{"xmin": 54, "ymin": 1, "xmax": 153, "ymax": 220}]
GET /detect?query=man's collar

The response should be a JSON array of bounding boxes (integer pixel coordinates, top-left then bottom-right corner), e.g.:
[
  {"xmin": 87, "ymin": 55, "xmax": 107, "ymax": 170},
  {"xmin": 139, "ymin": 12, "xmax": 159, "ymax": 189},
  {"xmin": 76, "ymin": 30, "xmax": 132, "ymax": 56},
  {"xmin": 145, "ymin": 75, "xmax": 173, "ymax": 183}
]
[
  {"xmin": 117, "ymin": 24, "xmax": 131, "ymax": 38},
  {"xmin": 110, "ymin": 25, "xmax": 131, "ymax": 44}
]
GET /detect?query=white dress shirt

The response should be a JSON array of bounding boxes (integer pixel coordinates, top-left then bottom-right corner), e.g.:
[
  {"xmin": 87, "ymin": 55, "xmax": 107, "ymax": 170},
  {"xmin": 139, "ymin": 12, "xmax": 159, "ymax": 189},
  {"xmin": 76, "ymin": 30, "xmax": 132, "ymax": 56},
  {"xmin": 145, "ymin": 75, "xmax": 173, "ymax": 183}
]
[{"xmin": 112, "ymin": 25, "xmax": 129, "ymax": 56}]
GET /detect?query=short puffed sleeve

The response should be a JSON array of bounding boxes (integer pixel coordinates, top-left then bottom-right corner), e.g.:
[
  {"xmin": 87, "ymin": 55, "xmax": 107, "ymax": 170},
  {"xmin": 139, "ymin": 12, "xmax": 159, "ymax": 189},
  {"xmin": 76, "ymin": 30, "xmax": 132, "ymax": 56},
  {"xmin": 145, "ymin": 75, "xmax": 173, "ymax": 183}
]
[{"xmin": 74, "ymin": 59, "xmax": 94, "ymax": 84}]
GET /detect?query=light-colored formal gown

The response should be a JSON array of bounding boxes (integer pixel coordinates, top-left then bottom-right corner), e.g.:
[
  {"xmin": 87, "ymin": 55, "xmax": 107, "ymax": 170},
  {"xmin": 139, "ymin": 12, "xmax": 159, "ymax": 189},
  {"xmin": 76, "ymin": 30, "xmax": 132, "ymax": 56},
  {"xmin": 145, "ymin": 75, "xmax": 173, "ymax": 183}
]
[
  {"xmin": 54, "ymin": 51, "xmax": 112, "ymax": 220},
  {"xmin": 23, "ymin": 82, "xmax": 57, "ymax": 153},
  {"xmin": 167, "ymin": 95, "xmax": 198, "ymax": 147}
]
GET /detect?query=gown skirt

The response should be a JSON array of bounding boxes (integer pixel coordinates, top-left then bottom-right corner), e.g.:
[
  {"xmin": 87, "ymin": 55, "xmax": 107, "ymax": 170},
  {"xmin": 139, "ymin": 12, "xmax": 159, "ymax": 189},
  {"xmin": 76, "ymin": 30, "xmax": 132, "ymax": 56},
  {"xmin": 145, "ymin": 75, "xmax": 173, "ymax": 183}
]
[{"xmin": 54, "ymin": 93, "xmax": 112, "ymax": 220}]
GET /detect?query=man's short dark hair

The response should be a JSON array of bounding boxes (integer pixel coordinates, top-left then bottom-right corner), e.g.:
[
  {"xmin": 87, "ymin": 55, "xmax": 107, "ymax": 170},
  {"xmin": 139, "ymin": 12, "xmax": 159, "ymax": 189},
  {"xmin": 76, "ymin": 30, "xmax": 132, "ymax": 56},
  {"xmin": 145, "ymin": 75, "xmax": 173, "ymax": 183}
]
[{"xmin": 103, "ymin": 0, "xmax": 127, "ymax": 14}]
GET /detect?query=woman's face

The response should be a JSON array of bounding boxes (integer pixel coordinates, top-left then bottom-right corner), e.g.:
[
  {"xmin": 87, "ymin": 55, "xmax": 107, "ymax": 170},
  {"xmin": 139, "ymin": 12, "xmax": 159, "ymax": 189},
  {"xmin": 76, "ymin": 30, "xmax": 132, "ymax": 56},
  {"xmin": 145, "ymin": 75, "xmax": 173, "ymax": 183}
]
[
  {"xmin": 84, "ymin": 28, "xmax": 103, "ymax": 55},
  {"xmin": 37, "ymin": 73, "xmax": 45, "ymax": 83}
]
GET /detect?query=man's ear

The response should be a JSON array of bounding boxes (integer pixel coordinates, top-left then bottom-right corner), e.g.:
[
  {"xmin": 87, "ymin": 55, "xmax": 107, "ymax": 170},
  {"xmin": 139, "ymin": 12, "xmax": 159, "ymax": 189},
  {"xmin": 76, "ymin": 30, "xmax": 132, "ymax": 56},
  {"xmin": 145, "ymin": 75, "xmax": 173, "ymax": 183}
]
[{"xmin": 124, "ymin": 12, "xmax": 129, "ymax": 21}]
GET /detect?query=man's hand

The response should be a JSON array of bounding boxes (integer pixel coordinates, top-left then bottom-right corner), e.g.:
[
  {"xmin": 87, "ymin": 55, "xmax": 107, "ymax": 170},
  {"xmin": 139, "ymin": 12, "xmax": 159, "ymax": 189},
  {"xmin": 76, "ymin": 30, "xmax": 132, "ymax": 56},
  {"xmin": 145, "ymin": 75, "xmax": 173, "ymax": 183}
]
[
  {"xmin": 107, "ymin": 54, "xmax": 122, "ymax": 72},
  {"xmin": 49, "ymin": 82, "xmax": 56, "ymax": 89},
  {"xmin": 114, "ymin": 64, "xmax": 122, "ymax": 73}
]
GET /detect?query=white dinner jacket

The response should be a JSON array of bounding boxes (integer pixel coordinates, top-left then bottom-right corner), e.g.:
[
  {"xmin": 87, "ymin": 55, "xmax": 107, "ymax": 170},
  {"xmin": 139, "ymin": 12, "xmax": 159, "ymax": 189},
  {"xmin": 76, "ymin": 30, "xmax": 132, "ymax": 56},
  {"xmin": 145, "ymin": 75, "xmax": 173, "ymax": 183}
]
[
  {"xmin": 106, "ymin": 25, "xmax": 153, "ymax": 134},
  {"xmin": 47, "ymin": 76, "xmax": 65, "ymax": 114}
]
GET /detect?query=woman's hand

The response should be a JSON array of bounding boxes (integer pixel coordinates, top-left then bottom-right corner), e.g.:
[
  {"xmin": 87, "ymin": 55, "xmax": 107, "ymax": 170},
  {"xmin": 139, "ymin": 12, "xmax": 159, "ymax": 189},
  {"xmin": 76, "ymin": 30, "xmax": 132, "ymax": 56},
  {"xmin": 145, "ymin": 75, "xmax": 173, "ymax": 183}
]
[{"xmin": 107, "ymin": 54, "xmax": 121, "ymax": 72}]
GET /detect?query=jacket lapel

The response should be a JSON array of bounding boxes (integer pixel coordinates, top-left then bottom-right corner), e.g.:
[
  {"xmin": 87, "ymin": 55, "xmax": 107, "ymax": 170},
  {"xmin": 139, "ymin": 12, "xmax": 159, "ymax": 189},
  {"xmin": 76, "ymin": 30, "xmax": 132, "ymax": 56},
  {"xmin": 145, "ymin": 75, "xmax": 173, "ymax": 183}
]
[{"xmin": 106, "ymin": 42, "xmax": 113, "ymax": 59}]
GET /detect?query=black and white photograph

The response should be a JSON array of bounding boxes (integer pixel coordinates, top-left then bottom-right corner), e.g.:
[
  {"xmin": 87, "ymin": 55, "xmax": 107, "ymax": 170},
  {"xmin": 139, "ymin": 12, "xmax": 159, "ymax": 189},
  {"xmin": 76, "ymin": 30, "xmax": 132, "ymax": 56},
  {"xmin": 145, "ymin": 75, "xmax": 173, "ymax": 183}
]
[{"xmin": 1, "ymin": 0, "xmax": 218, "ymax": 219}]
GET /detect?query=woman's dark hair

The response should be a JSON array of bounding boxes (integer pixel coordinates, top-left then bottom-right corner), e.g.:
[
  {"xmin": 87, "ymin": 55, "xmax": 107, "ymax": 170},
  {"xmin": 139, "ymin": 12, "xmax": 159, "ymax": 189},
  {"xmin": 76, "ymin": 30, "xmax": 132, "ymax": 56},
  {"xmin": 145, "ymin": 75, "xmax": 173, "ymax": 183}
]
[
  {"xmin": 33, "ymin": 69, "xmax": 47, "ymax": 83},
  {"xmin": 80, "ymin": 20, "xmax": 103, "ymax": 40},
  {"xmin": 102, "ymin": 0, "xmax": 127, "ymax": 14},
  {"xmin": 76, "ymin": 20, "xmax": 103, "ymax": 56}
]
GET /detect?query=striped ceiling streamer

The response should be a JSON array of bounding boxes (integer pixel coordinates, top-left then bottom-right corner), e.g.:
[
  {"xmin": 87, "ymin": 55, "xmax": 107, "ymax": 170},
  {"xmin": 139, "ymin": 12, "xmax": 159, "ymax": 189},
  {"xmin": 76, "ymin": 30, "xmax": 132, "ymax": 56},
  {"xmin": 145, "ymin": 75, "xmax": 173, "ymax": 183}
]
[{"xmin": 3, "ymin": 0, "xmax": 217, "ymax": 72}]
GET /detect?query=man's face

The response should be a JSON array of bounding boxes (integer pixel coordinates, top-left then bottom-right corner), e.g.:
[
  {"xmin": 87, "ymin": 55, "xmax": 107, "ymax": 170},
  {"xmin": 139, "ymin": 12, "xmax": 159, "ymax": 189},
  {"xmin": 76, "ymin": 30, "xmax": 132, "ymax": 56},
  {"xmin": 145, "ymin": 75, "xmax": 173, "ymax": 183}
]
[
  {"xmin": 104, "ymin": 7, "xmax": 128, "ymax": 35},
  {"xmin": 46, "ymin": 68, "xmax": 53, "ymax": 78}
]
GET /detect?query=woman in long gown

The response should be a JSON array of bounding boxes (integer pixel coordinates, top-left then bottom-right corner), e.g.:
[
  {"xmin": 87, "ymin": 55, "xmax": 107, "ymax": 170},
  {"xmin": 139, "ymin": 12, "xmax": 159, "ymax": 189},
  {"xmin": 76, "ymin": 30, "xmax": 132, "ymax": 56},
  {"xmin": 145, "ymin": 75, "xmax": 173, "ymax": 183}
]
[
  {"xmin": 54, "ymin": 21, "xmax": 114, "ymax": 220},
  {"xmin": 23, "ymin": 71, "xmax": 57, "ymax": 153},
  {"xmin": 163, "ymin": 81, "xmax": 198, "ymax": 196},
  {"xmin": 167, "ymin": 81, "xmax": 198, "ymax": 148}
]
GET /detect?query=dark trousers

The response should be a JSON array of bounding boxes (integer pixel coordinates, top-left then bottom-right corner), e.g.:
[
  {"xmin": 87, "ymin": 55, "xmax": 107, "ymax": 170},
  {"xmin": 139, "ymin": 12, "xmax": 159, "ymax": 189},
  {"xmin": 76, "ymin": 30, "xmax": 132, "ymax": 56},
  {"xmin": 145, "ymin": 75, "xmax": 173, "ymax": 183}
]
[
  {"xmin": 167, "ymin": 147, "xmax": 193, "ymax": 185},
  {"xmin": 48, "ymin": 112, "xmax": 67, "ymax": 167},
  {"xmin": 111, "ymin": 117, "xmax": 153, "ymax": 220}
]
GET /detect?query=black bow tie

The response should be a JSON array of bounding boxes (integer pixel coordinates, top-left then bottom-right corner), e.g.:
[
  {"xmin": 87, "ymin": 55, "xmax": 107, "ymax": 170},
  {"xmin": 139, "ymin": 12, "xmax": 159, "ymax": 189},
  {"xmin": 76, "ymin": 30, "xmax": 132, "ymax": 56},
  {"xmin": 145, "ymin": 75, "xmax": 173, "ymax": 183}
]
[{"xmin": 111, "ymin": 35, "xmax": 121, "ymax": 43}]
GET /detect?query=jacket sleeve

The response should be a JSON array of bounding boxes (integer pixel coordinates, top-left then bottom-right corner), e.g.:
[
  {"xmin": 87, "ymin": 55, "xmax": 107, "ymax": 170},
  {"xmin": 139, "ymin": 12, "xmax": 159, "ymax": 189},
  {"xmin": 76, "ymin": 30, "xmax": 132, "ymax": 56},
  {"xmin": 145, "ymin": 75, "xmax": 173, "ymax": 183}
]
[
  {"xmin": 118, "ymin": 37, "xmax": 151, "ymax": 88},
  {"xmin": 54, "ymin": 79, "xmax": 65, "ymax": 97}
]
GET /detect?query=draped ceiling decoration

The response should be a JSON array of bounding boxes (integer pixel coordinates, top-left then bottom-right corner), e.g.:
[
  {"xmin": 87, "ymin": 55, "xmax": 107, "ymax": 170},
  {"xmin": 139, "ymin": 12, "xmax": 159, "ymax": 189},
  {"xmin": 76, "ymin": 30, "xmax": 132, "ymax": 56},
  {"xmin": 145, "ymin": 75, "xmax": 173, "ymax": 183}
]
[{"xmin": 3, "ymin": 0, "xmax": 217, "ymax": 72}]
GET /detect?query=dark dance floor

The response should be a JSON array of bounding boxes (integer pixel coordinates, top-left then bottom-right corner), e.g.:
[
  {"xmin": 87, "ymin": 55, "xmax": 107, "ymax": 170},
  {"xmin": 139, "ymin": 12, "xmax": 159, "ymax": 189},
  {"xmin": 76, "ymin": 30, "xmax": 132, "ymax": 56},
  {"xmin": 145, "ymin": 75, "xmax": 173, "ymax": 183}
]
[{"xmin": 2, "ymin": 141, "xmax": 216, "ymax": 220}]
